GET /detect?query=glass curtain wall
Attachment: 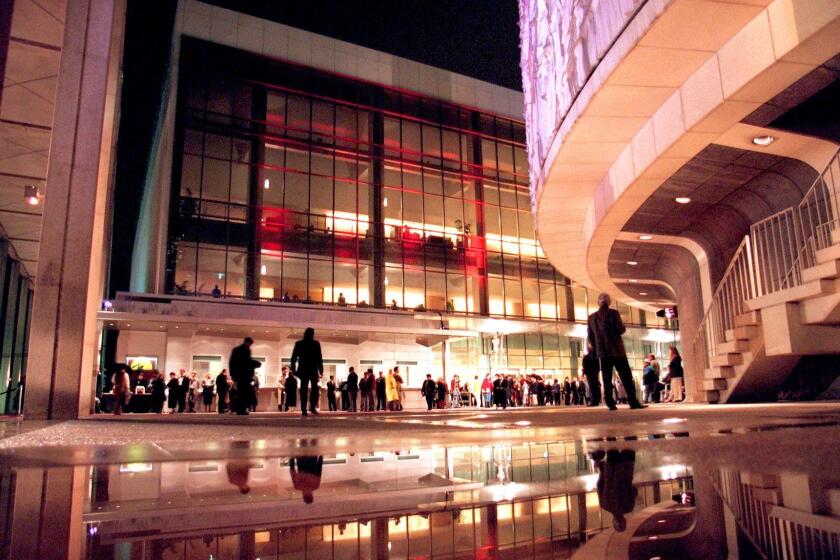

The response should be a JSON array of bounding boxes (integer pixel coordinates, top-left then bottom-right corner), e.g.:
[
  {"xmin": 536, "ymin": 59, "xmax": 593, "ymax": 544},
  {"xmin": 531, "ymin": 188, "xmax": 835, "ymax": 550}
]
[
  {"xmin": 0, "ymin": 241, "xmax": 33, "ymax": 414},
  {"xmin": 167, "ymin": 38, "xmax": 665, "ymax": 328}
]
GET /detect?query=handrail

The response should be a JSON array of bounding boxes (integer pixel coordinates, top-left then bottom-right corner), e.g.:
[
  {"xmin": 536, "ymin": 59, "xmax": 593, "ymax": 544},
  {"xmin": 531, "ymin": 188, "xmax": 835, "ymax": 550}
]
[{"xmin": 690, "ymin": 147, "xmax": 840, "ymax": 376}]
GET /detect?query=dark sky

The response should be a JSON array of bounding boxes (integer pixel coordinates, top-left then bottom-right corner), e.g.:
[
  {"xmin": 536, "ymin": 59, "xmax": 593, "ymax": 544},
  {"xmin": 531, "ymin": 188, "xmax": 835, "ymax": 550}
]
[{"xmin": 203, "ymin": 0, "xmax": 523, "ymax": 91}]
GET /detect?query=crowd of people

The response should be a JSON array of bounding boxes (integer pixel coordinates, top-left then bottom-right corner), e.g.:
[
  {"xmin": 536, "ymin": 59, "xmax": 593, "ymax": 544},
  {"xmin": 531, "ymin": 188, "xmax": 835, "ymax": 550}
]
[{"xmin": 104, "ymin": 292, "xmax": 685, "ymax": 415}]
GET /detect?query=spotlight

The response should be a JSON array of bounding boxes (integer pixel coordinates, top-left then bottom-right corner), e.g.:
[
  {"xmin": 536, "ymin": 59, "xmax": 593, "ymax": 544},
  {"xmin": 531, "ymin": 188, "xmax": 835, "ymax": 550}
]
[
  {"xmin": 752, "ymin": 135, "xmax": 775, "ymax": 147},
  {"xmin": 24, "ymin": 185, "xmax": 39, "ymax": 205},
  {"xmin": 675, "ymin": 197, "xmax": 691, "ymax": 204},
  {"xmin": 627, "ymin": 261, "xmax": 637, "ymax": 266},
  {"xmin": 639, "ymin": 235, "xmax": 653, "ymax": 240},
  {"xmin": 263, "ymin": 178, "xmax": 270, "ymax": 189}
]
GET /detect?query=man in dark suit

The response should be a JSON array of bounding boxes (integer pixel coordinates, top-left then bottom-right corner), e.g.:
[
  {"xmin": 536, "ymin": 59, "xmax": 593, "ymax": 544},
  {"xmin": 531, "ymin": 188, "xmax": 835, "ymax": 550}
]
[
  {"xmin": 229, "ymin": 337, "xmax": 261, "ymax": 415},
  {"xmin": 421, "ymin": 374, "xmax": 436, "ymax": 411},
  {"xmin": 178, "ymin": 370, "xmax": 189, "ymax": 413},
  {"xmin": 346, "ymin": 367, "xmax": 359, "ymax": 412},
  {"xmin": 587, "ymin": 293, "xmax": 645, "ymax": 411},
  {"xmin": 290, "ymin": 327, "xmax": 324, "ymax": 416},
  {"xmin": 582, "ymin": 343, "xmax": 602, "ymax": 406}
]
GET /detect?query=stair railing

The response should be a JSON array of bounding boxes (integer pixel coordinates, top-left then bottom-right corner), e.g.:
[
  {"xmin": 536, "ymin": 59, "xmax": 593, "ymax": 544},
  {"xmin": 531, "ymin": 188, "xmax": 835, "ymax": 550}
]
[{"xmin": 690, "ymin": 148, "xmax": 840, "ymax": 374}]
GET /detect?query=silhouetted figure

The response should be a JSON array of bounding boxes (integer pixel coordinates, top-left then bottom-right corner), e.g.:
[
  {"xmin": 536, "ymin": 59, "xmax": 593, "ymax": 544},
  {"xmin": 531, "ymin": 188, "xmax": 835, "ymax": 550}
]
[
  {"xmin": 346, "ymin": 367, "xmax": 359, "ymax": 412},
  {"xmin": 229, "ymin": 338, "xmax": 261, "ymax": 415},
  {"xmin": 290, "ymin": 455, "xmax": 323, "ymax": 504},
  {"xmin": 284, "ymin": 372, "xmax": 298, "ymax": 411},
  {"xmin": 326, "ymin": 376, "xmax": 337, "ymax": 411},
  {"xmin": 216, "ymin": 370, "xmax": 229, "ymax": 413},
  {"xmin": 587, "ymin": 293, "xmax": 645, "ymax": 410},
  {"xmin": 226, "ymin": 459, "xmax": 258, "ymax": 494},
  {"xmin": 421, "ymin": 374, "xmax": 436, "ymax": 411},
  {"xmin": 290, "ymin": 328, "xmax": 324, "ymax": 416},
  {"xmin": 591, "ymin": 449, "xmax": 638, "ymax": 532}
]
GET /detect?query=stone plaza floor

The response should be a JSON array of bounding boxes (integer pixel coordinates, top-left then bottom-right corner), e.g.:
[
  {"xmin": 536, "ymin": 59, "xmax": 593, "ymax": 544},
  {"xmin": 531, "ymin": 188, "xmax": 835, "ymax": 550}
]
[{"xmin": 1, "ymin": 402, "xmax": 839, "ymax": 558}]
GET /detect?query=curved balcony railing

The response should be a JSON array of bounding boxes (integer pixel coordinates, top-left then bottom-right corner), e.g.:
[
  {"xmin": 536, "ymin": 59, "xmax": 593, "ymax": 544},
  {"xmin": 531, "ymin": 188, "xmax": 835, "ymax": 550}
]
[{"xmin": 691, "ymin": 148, "xmax": 840, "ymax": 372}]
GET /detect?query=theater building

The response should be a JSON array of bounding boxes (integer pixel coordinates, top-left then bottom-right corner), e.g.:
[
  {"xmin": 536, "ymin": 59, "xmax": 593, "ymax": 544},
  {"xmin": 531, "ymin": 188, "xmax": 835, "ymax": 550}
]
[{"xmin": 98, "ymin": 0, "xmax": 676, "ymax": 406}]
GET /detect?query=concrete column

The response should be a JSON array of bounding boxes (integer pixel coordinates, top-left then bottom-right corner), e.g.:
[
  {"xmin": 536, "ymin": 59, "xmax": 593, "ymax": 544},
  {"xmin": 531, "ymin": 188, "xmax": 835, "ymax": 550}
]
[{"xmin": 24, "ymin": 0, "xmax": 125, "ymax": 419}]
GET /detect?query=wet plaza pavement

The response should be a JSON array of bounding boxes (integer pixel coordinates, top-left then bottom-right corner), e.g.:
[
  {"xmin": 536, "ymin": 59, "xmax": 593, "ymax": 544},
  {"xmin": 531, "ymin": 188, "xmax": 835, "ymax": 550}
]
[{"xmin": 1, "ymin": 403, "xmax": 840, "ymax": 558}]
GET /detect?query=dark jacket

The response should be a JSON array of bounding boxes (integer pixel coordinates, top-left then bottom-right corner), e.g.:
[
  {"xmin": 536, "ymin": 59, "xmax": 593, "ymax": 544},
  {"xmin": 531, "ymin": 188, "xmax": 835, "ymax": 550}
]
[
  {"xmin": 582, "ymin": 352, "xmax": 600, "ymax": 377},
  {"xmin": 346, "ymin": 371, "xmax": 359, "ymax": 391},
  {"xmin": 421, "ymin": 379, "xmax": 436, "ymax": 397},
  {"xmin": 376, "ymin": 377, "xmax": 386, "ymax": 396},
  {"xmin": 668, "ymin": 356, "xmax": 684, "ymax": 378},
  {"xmin": 230, "ymin": 343, "xmax": 260, "ymax": 384},
  {"xmin": 587, "ymin": 306, "xmax": 627, "ymax": 358},
  {"xmin": 216, "ymin": 373, "xmax": 229, "ymax": 393},
  {"xmin": 290, "ymin": 333, "xmax": 324, "ymax": 378}
]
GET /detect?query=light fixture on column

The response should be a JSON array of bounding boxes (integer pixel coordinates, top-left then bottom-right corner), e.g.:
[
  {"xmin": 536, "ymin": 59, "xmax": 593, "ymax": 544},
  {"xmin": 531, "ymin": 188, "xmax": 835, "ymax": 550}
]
[
  {"xmin": 260, "ymin": 264, "xmax": 267, "ymax": 275},
  {"xmin": 24, "ymin": 185, "xmax": 39, "ymax": 205},
  {"xmin": 263, "ymin": 178, "xmax": 270, "ymax": 189},
  {"xmin": 383, "ymin": 197, "xmax": 388, "ymax": 207}
]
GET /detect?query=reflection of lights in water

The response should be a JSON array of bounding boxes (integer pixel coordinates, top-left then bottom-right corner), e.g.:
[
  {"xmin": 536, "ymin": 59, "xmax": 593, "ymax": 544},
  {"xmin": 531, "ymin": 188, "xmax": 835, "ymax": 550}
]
[
  {"xmin": 476, "ymin": 414, "xmax": 489, "ymax": 419},
  {"xmin": 488, "ymin": 482, "xmax": 523, "ymax": 502},
  {"xmin": 514, "ymin": 420, "xmax": 531, "ymax": 426},
  {"xmin": 649, "ymin": 536, "xmax": 659, "ymax": 540},
  {"xmin": 582, "ymin": 473, "xmax": 599, "ymax": 491},
  {"xmin": 657, "ymin": 519, "xmax": 667, "ymax": 524},
  {"xmin": 496, "ymin": 464, "xmax": 506, "ymax": 482},
  {"xmin": 87, "ymin": 524, "xmax": 99, "ymax": 536},
  {"xmin": 119, "ymin": 463, "xmax": 153, "ymax": 473},
  {"xmin": 660, "ymin": 464, "xmax": 686, "ymax": 480},
  {"xmin": 662, "ymin": 417, "xmax": 686, "ymax": 424}
]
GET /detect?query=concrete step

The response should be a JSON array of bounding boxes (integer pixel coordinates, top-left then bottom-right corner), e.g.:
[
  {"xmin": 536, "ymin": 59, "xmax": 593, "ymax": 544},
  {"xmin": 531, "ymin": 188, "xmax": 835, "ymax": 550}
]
[
  {"xmin": 704, "ymin": 378, "xmax": 728, "ymax": 391},
  {"xmin": 734, "ymin": 311, "xmax": 761, "ymax": 327},
  {"xmin": 746, "ymin": 279, "xmax": 834, "ymax": 311},
  {"xmin": 718, "ymin": 339, "xmax": 750, "ymax": 353},
  {"xmin": 802, "ymin": 259, "xmax": 840, "ymax": 284},
  {"xmin": 725, "ymin": 325, "xmax": 760, "ymax": 341},
  {"xmin": 817, "ymin": 243, "xmax": 840, "ymax": 265},
  {"xmin": 704, "ymin": 366, "xmax": 736, "ymax": 379},
  {"xmin": 704, "ymin": 390, "xmax": 720, "ymax": 403},
  {"xmin": 711, "ymin": 353, "xmax": 743, "ymax": 367},
  {"xmin": 832, "ymin": 228, "xmax": 840, "ymax": 246},
  {"xmin": 800, "ymin": 290, "xmax": 840, "ymax": 325}
]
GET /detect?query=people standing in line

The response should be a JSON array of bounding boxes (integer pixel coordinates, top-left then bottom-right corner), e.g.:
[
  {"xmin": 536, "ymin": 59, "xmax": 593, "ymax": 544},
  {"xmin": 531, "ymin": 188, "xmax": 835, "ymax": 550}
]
[
  {"xmin": 393, "ymin": 366, "xmax": 404, "ymax": 410},
  {"xmin": 582, "ymin": 345, "xmax": 602, "ymax": 406},
  {"xmin": 385, "ymin": 369, "xmax": 399, "ymax": 411},
  {"xmin": 505, "ymin": 376, "xmax": 514, "ymax": 407},
  {"xmin": 284, "ymin": 370, "xmax": 298, "ymax": 411},
  {"xmin": 577, "ymin": 378, "xmax": 587, "ymax": 405},
  {"xmin": 290, "ymin": 327, "xmax": 324, "ymax": 416},
  {"xmin": 562, "ymin": 377, "xmax": 572, "ymax": 405},
  {"xmin": 375, "ymin": 371, "xmax": 387, "ymax": 411},
  {"xmin": 360, "ymin": 371, "xmax": 373, "ymax": 412},
  {"xmin": 277, "ymin": 369, "xmax": 287, "ymax": 411},
  {"xmin": 111, "ymin": 366, "xmax": 131, "ymax": 415},
  {"xmin": 151, "ymin": 372, "xmax": 166, "ymax": 413},
  {"xmin": 421, "ymin": 374, "xmax": 436, "ymax": 411},
  {"xmin": 326, "ymin": 375, "xmax": 338, "ymax": 411},
  {"xmin": 346, "ymin": 367, "xmax": 359, "ymax": 412},
  {"xmin": 551, "ymin": 378, "xmax": 561, "ymax": 405},
  {"xmin": 201, "ymin": 373, "xmax": 215, "ymax": 412},
  {"xmin": 587, "ymin": 293, "xmax": 646, "ymax": 411},
  {"xmin": 177, "ymin": 369, "xmax": 189, "ymax": 413},
  {"xmin": 250, "ymin": 374, "xmax": 260, "ymax": 412},
  {"xmin": 493, "ymin": 374, "xmax": 506, "ymax": 409},
  {"xmin": 167, "ymin": 372, "xmax": 180, "ymax": 413},
  {"xmin": 216, "ymin": 369, "xmax": 229, "ymax": 414},
  {"xmin": 665, "ymin": 346, "xmax": 684, "ymax": 402},
  {"xmin": 481, "ymin": 374, "xmax": 493, "ymax": 407},
  {"xmin": 187, "ymin": 372, "xmax": 198, "ymax": 412},
  {"xmin": 229, "ymin": 338, "xmax": 261, "ymax": 415}
]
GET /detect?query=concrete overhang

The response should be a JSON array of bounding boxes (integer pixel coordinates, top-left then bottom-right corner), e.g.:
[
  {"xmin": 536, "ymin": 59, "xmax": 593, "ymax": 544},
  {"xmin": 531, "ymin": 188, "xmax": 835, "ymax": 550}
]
[{"xmin": 531, "ymin": 0, "xmax": 840, "ymax": 309}]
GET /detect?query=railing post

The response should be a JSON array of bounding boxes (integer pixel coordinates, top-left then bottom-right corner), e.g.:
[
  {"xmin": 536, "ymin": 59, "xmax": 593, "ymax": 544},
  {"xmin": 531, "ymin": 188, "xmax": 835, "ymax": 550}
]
[{"xmin": 744, "ymin": 236, "xmax": 756, "ymax": 302}]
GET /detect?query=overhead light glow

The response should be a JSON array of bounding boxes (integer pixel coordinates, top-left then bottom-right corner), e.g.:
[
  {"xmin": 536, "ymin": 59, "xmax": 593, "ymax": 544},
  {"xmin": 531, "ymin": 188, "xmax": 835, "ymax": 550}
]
[
  {"xmin": 752, "ymin": 135, "xmax": 775, "ymax": 146},
  {"xmin": 383, "ymin": 197, "xmax": 388, "ymax": 207},
  {"xmin": 639, "ymin": 235, "xmax": 653, "ymax": 240},
  {"xmin": 639, "ymin": 292, "xmax": 648, "ymax": 296},
  {"xmin": 263, "ymin": 178, "xmax": 270, "ymax": 189},
  {"xmin": 627, "ymin": 261, "xmax": 637, "ymax": 266},
  {"xmin": 675, "ymin": 197, "xmax": 691, "ymax": 204},
  {"xmin": 628, "ymin": 279, "xmax": 638, "ymax": 283}
]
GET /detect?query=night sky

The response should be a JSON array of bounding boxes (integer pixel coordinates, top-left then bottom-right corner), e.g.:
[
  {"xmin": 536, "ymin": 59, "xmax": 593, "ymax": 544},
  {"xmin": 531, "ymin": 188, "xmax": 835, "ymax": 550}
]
[{"xmin": 203, "ymin": 0, "xmax": 523, "ymax": 91}]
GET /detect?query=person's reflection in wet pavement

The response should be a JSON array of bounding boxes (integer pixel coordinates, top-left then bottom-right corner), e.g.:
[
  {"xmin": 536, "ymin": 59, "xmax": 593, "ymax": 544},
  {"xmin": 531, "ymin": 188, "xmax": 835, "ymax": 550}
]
[
  {"xmin": 590, "ymin": 449, "xmax": 637, "ymax": 532},
  {"xmin": 290, "ymin": 455, "xmax": 323, "ymax": 504},
  {"xmin": 225, "ymin": 459, "xmax": 259, "ymax": 494}
]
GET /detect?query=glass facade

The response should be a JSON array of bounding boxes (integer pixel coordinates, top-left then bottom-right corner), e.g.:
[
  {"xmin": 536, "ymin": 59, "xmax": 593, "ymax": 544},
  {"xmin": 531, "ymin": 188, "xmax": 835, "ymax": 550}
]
[
  {"xmin": 0, "ymin": 240, "xmax": 33, "ymax": 414},
  {"xmin": 167, "ymin": 38, "xmax": 659, "ymax": 328}
]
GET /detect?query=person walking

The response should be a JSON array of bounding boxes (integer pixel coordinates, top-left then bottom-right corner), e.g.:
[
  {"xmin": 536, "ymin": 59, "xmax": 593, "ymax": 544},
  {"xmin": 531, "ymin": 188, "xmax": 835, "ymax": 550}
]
[
  {"xmin": 326, "ymin": 375, "xmax": 338, "ymax": 411},
  {"xmin": 375, "ymin": 371, "xmax": 386, "ymax": 410},
  {"xmin": 421, "ymin": 374, "xmax": 436, "ymax": 411},
  {"xmin": 215, "ymin": 369, "xmax": 229, "ymax": 414},
  {"xmin": 665, "ymin": 346, "xmax": 684, "ymax": 402},
  {"xmin": 290, "ymin": 327, "xmax": 324, "ymax": 416},
  {"xmin": 346, "ymin": 367, "xmax": 359, "ymax": 412},
  {"xmin": 587, "ymin": 293, "xmax": 645, "ymax": 410},
  {"xmin": 229, "ymin": 338, "xmax": 261, "ymax": 415},
  {"xmin": 111, "ymin": 366, "xmax": 131, "ymax": 415}
]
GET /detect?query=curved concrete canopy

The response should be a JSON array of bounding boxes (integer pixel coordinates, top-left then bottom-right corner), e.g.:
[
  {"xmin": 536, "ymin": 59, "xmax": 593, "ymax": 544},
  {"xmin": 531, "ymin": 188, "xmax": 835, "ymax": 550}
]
[{"xmin": 526, "ymin": 0, "xmax": 840, "ymax": 308}]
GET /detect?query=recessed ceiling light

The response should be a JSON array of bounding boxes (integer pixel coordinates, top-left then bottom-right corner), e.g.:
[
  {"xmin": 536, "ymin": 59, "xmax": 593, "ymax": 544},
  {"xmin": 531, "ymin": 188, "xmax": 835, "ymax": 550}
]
[
  {"xmin": 675, "ymin": 197, "xmax": 691, "ymax": 204},
  {"xmin": 639, "ymin": 292, "xmax": 648, "ymax": 296},
  {"xmin": 627, "ymin": 261, "xmax": 637, "ymax": 266},
  {"xmin": 752, "ymin": 135, "xmax": 775, "ymax": 146},
  {"xmin": 629, "ymin": 279, "xmax": 638, "ymax": 283},
  {"xmin": 639, "ymin": 235, "xmax": 653, "ymax": 240}
]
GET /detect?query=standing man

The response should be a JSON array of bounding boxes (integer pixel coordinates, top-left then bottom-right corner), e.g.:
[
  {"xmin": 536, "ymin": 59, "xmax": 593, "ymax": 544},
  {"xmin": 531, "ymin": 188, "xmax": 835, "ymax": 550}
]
[
  {"xmin": 229, "ymin": 338, "xmax": 261, "ymax": 415},
  {"xmin": 587, "ymin": 293, "xmax": 646, "ymax": 411},
  {"xmin": 346, "ymin": 367, "xmax": 359, "ymax": 412},
  {"xmin": 421, "ymin": 374, "xmax": 436, "ymax": 411},
  {"xmin": 583, "ymin": 344, "xmax": 602, "ymax": 406},
  {"xmin": 216, "ymin": 369, "xmax": 229, "ymax": 413},
  {"xmin": 375, "ymin": 371, "xmax": 386, "ymax": 411},
  {"xmin": 177, "ymin": 369, "xmax": 189, "ymax": 413},
  {"xmin": 326, "ymin": 376, "xmax": 338, "ymax": 411},
  {"xmin": 290, "ymin": 327, "xmax": 324, "ymax": 416}
]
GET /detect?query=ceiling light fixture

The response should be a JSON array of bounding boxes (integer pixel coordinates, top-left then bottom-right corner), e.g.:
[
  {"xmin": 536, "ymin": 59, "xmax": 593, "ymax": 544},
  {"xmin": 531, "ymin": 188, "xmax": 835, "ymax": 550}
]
[
  {"xmin": 629, "ymin": 279, "xmax": 638, "ymax": 283},
  {"xmin": 639, "ymin": 235, "xmax": 653, "ymax": 241},
  {"xmin": 627, "ymin": 261, "xmax": 637, "ymax": 266},
  {"xmin": 639, "ymin": 292, "xmax": 648, "ymax": 296},
  {"xmin": 675, "ymin": 197, "xmax": 691, "ymax": 204},
  {"xmin": 24, "ymin": 185, "xmax": 39, "ymax": 205},
  {"xmin": 752, "ymin": 135, "xmax": 775, "ymax": 147},
  {"xmin": 263, "ymin": 178, "xmax": 270, "ymax": 189}
]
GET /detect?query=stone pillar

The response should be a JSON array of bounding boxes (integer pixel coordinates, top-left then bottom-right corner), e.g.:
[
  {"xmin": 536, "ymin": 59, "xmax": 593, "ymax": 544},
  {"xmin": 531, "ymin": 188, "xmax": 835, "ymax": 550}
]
[{"xmin": 24, "ymin": 0, "xmax": 125, "ymax": 419}]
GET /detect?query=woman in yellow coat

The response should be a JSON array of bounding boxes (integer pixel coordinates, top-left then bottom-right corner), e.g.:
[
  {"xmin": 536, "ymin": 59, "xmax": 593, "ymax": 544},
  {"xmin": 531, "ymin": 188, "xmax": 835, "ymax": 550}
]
[{"xmin": 385, "ymin": 369, "xmax": 399, "ymax": 411}]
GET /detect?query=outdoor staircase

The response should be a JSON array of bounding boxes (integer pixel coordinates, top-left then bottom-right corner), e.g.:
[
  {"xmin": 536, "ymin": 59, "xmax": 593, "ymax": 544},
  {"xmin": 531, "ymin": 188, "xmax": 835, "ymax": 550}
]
[{"xmin": 703, "ymin": 228, "xmax": 840, "ymax": 403}]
